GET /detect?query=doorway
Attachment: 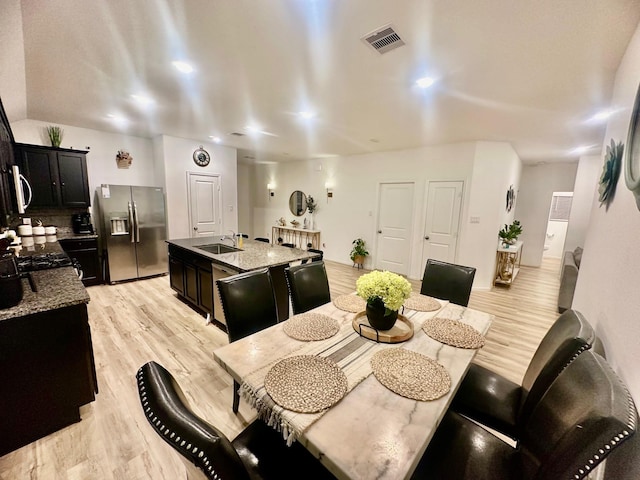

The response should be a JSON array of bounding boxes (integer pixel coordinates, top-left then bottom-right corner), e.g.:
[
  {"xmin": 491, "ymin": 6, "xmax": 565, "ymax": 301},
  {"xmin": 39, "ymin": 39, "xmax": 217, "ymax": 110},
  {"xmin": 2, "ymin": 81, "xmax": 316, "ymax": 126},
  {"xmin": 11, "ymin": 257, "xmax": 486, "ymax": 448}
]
[
  {"xmin": 186, "ymin": 172, "xmax": 222, "ymax": 238},
  {"xmin": 543, "ymin": 191, "xmax": 573, "ymax": 258},
  {"xmin": 420, "ymin": 181, "xmax": 464, "ymax": 274},
  {"xmin": 375, "ymin": 182, "xmax": 415, "ymax": 275}
]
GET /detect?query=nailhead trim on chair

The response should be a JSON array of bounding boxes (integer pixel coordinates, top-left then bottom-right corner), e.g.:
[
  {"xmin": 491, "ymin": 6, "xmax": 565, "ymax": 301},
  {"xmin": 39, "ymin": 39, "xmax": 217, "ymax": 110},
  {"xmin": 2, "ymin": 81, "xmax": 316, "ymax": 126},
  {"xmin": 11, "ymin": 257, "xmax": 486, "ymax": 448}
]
[
  {"xmin": 136, "ymin": 368, "xmax": 220, "ymax": 480},
  {"xmin": 569, "ymin": 365, "xmax": 637, "ymax": 480}
]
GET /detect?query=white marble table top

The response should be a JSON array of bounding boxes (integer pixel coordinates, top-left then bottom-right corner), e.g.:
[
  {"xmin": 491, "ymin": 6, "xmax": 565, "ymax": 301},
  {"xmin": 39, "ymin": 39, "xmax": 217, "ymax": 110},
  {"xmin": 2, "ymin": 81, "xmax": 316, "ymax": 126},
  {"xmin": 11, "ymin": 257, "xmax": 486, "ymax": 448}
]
[{"xmin": 213, "ymin": 298, "xmax": 494, "ymax": 480}]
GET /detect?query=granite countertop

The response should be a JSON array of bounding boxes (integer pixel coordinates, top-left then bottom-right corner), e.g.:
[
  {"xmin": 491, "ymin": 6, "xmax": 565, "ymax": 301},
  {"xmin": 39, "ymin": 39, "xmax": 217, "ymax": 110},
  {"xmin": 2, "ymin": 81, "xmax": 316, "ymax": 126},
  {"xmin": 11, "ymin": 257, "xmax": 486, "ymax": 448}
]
[
  {"xmin": 0, "ymin": 267, "xmax": 89, "ymax": 322},
  {"xmin": 167, "ymin": 236, "xmax": 319, "ymax": 272}
]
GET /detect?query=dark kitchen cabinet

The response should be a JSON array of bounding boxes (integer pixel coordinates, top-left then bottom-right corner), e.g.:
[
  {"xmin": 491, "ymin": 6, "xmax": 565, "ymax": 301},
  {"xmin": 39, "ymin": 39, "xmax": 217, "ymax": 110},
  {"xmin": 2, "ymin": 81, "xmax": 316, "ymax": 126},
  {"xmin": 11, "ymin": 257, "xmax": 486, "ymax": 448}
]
[
  {"xmin": 14, "ymin": 143, "xmax": 90, "ymax": 208},
  {"xmin": 168, "ymin": 245, "xmax": 215, "ymax": 317},
  {"xmin": 60, "ymin": 238, "xmax": 102, "ymax": 286},
  {"xmin": 0, "ymin": 98, "xmax": 16, "ymax": 226},
  {"xmin": 0, "ymin": 303, "xmax": 98, "ymax": 456}
]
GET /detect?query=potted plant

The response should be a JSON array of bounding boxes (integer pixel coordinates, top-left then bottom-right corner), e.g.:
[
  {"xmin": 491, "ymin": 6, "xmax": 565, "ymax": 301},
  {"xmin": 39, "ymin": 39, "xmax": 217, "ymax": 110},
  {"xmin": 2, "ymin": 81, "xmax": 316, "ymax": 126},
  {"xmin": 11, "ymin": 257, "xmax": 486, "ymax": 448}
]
[
  {"xmin": 46, "ymin": 125, "xmax": 63, "ymax": 147},
  {"xmin": 306, "ymin": 195, "xmax": 318, "ymax": 229},
  {"xmin": 356, "ymin": 270, "xmax": 412, "ymax": 330},
  {"xmin": 350, "ymin": 238, "xmax": 369, "ymax": 268},
  {"xmin": 499, "ymin": 220, "xmax": 523, "ymax": 246}
]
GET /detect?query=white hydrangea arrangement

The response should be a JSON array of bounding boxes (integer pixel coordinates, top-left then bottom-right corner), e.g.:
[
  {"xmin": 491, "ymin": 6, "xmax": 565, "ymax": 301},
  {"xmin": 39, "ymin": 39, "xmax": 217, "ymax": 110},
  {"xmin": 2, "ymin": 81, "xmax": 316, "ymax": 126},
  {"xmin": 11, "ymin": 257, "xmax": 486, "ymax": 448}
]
[{"xmin": 356, "ymin": 270, "xmax": 412, "ymax": 312}]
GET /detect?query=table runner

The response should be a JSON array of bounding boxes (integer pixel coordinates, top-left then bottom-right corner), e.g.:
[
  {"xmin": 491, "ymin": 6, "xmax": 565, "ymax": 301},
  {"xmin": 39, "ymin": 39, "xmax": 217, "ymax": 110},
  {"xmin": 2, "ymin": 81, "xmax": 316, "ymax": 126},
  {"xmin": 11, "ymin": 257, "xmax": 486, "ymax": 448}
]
[{"xmin": 240, "ymin": 321, "xmax": 390, "ymax": 445}]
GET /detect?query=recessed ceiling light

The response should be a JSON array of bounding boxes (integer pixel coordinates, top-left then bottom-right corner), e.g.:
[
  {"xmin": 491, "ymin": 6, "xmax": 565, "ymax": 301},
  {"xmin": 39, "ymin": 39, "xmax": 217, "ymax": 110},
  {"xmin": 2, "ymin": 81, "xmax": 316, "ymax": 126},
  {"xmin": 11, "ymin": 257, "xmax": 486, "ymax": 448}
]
[
  {"xmin": 107, "ymin": 113, "xmax": 128, "ymax": 126},
  {"xmin": 416, "ymin": 76, "xmax": 435, "ymax": 89},
  {"xmin": 131, "ymin": 94, "xmax": 154, "ymax": 106},
  {"xmin": 299, "ymin": 111, "xmax": 316, "ymax": 119},
  {"xmin": 209, "ymin": 136, "xmax": 221, "ymax": 143},
  {"xmin": 172, "ymin": 61, "xmax": 194, "ymax": 74},
  {"xmin": 570, "ymin": 145, "xmax": 595, "ymax": 154},
  {"xmin": 591, "ymin": 110, "xmax": 613, "ymax": 121}
]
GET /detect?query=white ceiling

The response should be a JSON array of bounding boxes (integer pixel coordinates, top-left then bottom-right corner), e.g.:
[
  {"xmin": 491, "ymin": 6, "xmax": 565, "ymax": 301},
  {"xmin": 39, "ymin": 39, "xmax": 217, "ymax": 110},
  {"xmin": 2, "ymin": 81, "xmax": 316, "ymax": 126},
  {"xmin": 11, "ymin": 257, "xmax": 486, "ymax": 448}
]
[{"xmin": 10, "ymin": 0, "xmax": 640, "ymax": 164}]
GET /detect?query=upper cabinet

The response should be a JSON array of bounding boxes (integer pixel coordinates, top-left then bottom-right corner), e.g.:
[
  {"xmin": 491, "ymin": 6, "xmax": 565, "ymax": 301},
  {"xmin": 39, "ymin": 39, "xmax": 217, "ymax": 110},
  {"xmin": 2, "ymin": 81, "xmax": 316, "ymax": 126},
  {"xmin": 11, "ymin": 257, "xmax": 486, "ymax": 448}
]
[
  {"xmin": 14, "ymin": 144, "xmax": 90, "ymax": 208},
  {"xmin": 0, "ymin": 99, "xmax": 16, "ymax": 226}
]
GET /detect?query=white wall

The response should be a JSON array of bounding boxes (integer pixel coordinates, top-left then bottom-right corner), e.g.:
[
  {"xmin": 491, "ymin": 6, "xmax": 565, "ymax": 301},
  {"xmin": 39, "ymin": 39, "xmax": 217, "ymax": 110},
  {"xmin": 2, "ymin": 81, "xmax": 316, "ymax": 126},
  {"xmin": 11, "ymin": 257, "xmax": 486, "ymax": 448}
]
[
  {"xmin": 514, "ymin": 163, "xmax": 577, "ymax": 266},
  {"xmin": 564, "ymin": 155, "xmax": 600, "ymax": 252},
  {"xmin": 573, "ymin": 21, "xmax": 640, "ymax": 464},
  {"xmin": 459, "ymin": 142, "xmax": 522, "ymax": 289},
  {"xmin": 157, "ymin": 135, "xmax": 238, "ymax": 240},
  {"xmin": 237, "ymin": 162, "xmax": 253, "ymax": 237},
  {"xmin": 0, "ymin": 0, "xmax": 27, "ymax": 122},
  {"xmin": 246, "ymin": 141, "xmax": 522, "ymax": 289}
]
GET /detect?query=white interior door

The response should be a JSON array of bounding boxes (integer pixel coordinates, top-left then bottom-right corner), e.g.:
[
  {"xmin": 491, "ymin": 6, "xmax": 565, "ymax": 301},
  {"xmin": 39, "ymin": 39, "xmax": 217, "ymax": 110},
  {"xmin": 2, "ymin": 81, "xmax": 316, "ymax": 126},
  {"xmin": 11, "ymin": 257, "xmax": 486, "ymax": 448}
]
[
  {"xmin": 421, "ymin": 181, "xmax": 463, "ymax": 272},
  {"xmin": 375, "ymin": 182, "xmax": 415, "ymax": 275},
  {"xmin": 187, "ymin": 173, "xmax": 222, "ymax": 237}
]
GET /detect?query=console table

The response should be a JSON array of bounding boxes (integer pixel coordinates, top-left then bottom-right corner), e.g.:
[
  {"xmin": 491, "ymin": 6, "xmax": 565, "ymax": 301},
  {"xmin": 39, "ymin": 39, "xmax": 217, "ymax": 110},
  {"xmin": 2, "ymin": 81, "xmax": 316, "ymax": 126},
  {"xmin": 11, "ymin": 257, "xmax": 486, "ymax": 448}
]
[
  {"xmin": 272, "ymin": 225, "xmax": 321, "ymax": 249},
  {"xmin": 494, "ymin": 240, "xmax": 523, "ymax": 286}
]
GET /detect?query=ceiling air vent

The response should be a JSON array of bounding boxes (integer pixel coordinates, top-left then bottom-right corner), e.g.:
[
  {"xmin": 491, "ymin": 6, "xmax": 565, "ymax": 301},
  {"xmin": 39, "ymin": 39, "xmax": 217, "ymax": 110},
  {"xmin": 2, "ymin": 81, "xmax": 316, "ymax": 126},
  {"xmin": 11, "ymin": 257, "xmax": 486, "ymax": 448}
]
[{"xmin": 361, "ymin": 24, "xmax": 405, "ymax": 54}]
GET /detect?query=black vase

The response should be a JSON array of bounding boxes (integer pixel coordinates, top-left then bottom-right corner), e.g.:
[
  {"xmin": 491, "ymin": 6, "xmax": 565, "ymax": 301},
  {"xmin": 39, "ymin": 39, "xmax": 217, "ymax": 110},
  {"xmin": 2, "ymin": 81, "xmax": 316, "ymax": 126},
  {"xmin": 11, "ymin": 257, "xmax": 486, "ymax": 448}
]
[{"xmin": 366, "ymin": 298, "xmax": 398, "ymax": 330}]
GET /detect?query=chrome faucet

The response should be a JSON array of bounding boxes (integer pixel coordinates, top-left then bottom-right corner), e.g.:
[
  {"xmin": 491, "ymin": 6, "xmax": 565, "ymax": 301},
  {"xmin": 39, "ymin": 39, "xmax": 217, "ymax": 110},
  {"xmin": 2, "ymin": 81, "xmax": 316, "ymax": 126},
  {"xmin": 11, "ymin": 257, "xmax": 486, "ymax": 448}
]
[{"xmin": 227, "ymin": 230, "xmax": 237, "ymax": 247}]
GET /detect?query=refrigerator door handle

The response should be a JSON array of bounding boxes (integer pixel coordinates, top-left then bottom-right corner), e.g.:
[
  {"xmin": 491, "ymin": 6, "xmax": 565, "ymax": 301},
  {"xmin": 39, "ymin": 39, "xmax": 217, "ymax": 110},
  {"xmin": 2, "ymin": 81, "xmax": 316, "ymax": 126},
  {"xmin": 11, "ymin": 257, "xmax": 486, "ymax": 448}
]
[
  {"xmin": 128, "ymin": 202, "xmax": 135, "ymax": 243},
  {"xmin": 133, "ymin": 202, "xmax": 141, "ymax": 243}
]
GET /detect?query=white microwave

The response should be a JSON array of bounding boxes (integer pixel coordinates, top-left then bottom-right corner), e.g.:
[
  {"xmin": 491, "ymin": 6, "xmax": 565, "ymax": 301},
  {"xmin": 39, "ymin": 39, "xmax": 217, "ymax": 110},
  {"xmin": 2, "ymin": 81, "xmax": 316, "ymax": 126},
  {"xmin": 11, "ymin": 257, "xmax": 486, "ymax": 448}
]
[{"xmin": 11, "ymin": 165, "xmax": 32, "ymax": 214}]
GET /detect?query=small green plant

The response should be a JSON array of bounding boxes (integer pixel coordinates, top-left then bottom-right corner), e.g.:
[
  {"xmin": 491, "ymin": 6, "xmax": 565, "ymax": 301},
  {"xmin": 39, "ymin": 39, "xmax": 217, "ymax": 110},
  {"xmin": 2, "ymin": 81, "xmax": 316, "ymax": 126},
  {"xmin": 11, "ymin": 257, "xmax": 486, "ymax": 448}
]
[
  {"xmin": 46, "ymin": 125, "xmax": 63, "ymax": 147},
  {"xmin": 306, "ymin": 195, "xmax": 317, "ymax": 214},
  {"xmin": 499, "ymin": 220, "xmax": 523, "ymax": 244},
  {"xmin": 350, "ymin": 238, "xmax": 369, "ymax": 261}
]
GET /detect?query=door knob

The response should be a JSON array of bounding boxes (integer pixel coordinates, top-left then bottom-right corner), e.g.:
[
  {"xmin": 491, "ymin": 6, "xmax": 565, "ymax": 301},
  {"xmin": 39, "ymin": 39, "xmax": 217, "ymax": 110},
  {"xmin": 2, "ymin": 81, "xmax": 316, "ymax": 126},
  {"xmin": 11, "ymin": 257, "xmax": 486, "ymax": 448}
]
[
  {"xmin": 424, "ymin": 236, "xmax": 430, "ymax": 240},
  {"xmin": 377, "ymin": 230, "xmax": 382, "ymax": 234},
  {"xmin": 193, "ymin": 226, "xmax": 198, "ymax": 231}
]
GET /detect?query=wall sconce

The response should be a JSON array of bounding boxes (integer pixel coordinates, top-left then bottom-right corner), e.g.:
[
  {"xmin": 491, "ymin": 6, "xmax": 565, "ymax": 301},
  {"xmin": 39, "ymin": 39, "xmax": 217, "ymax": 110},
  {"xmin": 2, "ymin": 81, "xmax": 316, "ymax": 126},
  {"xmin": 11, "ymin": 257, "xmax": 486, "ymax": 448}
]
[
  {"xmin": 267, "ymin": 183, "xmax": 275, "ymax": 199},
  {"xmin": 325, "ymin": 182, "xmax": 333, "ymax": 202}
]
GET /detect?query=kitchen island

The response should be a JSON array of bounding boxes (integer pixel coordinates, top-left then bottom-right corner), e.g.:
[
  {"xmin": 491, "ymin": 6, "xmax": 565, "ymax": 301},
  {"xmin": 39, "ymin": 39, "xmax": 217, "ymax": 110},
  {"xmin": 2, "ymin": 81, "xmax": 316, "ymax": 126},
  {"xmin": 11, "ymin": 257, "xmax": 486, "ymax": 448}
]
[
  {"xmin": 0, "ymin": 242, "xmax": 98, "ymax": 456},
  {"xmin": 167, "ymin": 237, "xmax": 320, "ymax": 326}
]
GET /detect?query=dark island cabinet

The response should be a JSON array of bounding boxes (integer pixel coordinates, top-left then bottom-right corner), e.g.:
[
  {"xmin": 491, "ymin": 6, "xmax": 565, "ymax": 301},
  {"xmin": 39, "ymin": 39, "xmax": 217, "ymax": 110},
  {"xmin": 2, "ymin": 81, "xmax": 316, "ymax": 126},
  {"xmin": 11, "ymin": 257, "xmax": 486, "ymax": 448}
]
[
  {"xmin": 60, "ymin": 238, "xmax": 102, "ymax": 286},
  {"xmin": 168, "ymin": 245, "xmax": 215, "ymax": 317},
  {"xmin": 14, "ymin": 143, "xmax": 90, "ymax": 208}
]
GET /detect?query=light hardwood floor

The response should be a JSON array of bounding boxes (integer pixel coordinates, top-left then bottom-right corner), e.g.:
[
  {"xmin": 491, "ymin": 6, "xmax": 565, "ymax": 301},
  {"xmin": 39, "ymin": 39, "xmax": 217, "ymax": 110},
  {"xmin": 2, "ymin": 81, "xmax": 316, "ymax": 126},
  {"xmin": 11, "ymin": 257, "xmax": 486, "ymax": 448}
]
[{"xmin": 0, "ymin": 258, "xmax": 561, "ymax": 479}]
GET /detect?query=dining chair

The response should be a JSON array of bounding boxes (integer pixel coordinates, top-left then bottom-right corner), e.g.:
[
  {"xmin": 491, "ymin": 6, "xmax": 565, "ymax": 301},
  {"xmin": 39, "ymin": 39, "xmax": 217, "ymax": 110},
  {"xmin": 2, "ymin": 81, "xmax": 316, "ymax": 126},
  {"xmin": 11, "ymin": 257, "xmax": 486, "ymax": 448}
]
[
  {"xmin": 285, "ymin": 261, "xmax": 331, "ymax": 315},
  {"xmin": 217, "ymin": 268, "xmax": 278, "ymax": 413},
  {"xmin": 254, "ymin": 237, "xmax": 270, "ymax": 243},
  {"xmin": 411, "ymin": 350, "xmax": 637, "ymax": 480},
  {"xmin": 281, "ymin": 243, "xmax": 295, "ymax": 248},
  {"xmin": 136, "ymin": 361, "xmax": 336, "ymax": 480},
  {"xmin": 420, "ymin": 258, "xmax": 476, "ymax": 306},
  {"xmin": 451, "ymin": 309, "xmax": 597, "ymax": 439},
  {"xmin": 302, "ymin": 248, "xmax": 323, "ymax": 264}
]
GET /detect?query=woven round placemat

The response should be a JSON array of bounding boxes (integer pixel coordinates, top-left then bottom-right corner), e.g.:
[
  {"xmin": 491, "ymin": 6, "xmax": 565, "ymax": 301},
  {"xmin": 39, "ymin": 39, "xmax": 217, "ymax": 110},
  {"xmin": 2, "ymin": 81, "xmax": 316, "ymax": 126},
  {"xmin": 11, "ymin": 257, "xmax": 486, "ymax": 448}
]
[
  {"xmin": 264, "ymin": 355, "xmax": 348, "ymax": 413},
  {"xmin": 422, "ymin": 317, "xmax": 486, "ymax": 349},
  {"xmin": 283, "ymin": 313, "xmax": 339, "ymax": 341},
  {"xmin": 333, "ymin": 294, "xmax": 366, "ymax": 313},
  {"xmin": 403, "ymin": 293, "xmax": 441, "ymax": 312},
  {"xmin": 371, "ymin": 348, "xmax": 451, "ymax": 401}
]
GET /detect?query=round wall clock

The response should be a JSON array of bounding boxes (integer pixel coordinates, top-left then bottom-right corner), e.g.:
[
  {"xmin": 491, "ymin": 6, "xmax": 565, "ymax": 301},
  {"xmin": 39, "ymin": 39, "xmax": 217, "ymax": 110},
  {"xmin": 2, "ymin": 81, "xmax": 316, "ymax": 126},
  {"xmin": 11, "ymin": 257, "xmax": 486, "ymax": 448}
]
[
  {"xmin": 624, "ymin": 82, "xmax": 640, "ymax": 209},
  {"xmin": 193, "ymin": 146, "xmax": 211, "ymax": 167}
]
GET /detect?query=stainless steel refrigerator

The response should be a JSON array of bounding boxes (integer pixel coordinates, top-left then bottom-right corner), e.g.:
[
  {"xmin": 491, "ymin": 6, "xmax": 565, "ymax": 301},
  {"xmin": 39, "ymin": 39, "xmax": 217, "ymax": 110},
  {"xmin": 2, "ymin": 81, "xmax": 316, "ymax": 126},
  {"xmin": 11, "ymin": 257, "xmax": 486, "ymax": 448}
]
[{"xmin": 98, "ymin": 185, "xmax": 167, "ymax": 283}]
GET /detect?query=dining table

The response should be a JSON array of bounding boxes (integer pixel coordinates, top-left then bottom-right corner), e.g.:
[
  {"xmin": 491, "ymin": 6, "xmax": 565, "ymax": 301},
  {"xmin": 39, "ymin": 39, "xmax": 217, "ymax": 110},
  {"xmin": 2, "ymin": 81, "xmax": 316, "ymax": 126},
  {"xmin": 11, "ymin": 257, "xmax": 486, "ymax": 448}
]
[{"xmin": 213, "ymin": 294, "xmax": 494, "ymax": 480}]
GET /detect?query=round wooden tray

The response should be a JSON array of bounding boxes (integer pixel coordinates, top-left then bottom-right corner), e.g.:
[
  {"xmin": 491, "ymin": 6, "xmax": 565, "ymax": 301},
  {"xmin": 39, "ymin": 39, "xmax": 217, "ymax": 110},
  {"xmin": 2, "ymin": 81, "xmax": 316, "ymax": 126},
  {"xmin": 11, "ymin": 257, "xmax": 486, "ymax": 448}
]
[{"xmin": 352, "ymin": 311, "xmax": 414, "ymax": 343}]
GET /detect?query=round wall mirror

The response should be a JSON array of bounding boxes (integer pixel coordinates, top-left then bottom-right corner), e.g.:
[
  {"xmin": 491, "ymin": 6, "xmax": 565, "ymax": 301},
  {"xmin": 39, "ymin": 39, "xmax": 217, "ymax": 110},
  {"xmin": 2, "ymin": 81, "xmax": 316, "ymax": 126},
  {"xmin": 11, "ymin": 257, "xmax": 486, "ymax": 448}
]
[{"xmin": 289, "ymin": 190, "xmax": 308, "ymax": 216}]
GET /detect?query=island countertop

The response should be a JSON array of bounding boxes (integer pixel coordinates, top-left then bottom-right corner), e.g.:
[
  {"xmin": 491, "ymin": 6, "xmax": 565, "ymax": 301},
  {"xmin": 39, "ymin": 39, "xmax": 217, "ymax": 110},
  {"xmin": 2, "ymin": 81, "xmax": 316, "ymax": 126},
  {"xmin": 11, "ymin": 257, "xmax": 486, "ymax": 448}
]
[{"xmin": 166, "ymin": 236, "xmax": 319, "ymax": 272}]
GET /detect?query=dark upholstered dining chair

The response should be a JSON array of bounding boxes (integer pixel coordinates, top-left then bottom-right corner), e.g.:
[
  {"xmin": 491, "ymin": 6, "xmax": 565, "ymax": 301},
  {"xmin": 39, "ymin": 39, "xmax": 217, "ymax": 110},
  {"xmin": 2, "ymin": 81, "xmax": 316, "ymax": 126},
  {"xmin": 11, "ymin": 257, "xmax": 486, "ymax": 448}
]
[
  {"xmin": 420, "ymin": 259, "xmax": 476, "ymax": 307},
  {"xmin": 285, "ymin": 261, "xmax": 331, "ymax": 315},
  {"xmin": 254, "ymin": 237, "xmax": 270, "ymax": 243},
  {"xmin": 217, "ymin": 269, "xmax": 278, "ymax": 413},
  {"xmin": 302, "ymin": 248, "xmax": 324, "ymax": 264},
  {"xmin": 411, "ymin": 350, "xmax": 637, "ymax": 480},
  {"xmin": 451, "ymin": 309, "xmax": 597, "ymax": 439},
  {"xmin": 136, "ymin": 361, "xmax": 336, "ymax": 480}
]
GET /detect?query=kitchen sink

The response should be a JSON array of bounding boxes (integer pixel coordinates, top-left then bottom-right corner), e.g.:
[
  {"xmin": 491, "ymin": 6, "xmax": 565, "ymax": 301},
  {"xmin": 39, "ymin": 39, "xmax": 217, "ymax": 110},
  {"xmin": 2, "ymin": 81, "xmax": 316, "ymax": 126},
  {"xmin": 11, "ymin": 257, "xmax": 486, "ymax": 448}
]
[{"xmin": 194, "ymin": 243, "xmax": 243, "ymax": 254}]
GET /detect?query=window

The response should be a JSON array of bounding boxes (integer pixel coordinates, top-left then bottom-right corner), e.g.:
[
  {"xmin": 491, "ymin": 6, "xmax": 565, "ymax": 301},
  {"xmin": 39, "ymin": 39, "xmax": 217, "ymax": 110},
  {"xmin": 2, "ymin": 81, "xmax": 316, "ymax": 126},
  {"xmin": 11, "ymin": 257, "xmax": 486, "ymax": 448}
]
[{"xmin": 549, "ymin": 194, "xmax": 573, "ymax": 221}]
